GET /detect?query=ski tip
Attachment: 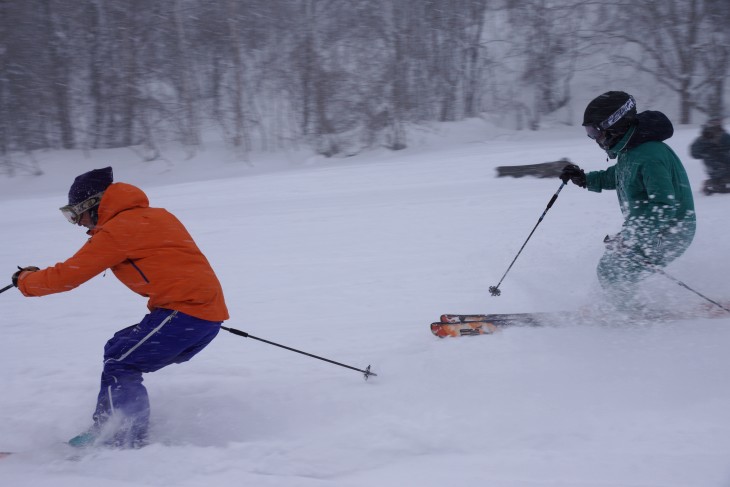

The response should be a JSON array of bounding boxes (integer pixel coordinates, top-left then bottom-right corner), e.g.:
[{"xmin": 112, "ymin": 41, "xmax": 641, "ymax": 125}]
[
  {"xmin": 0, "ymin": 452, "xmax": 14, "ymax": 459},
  {"xmin": 431, "ymin": 321, "xmax": 499, "ymax": 338},
  {"xmin": 431, "ymin": 322, "xmax": 450, "ymax": 338}
]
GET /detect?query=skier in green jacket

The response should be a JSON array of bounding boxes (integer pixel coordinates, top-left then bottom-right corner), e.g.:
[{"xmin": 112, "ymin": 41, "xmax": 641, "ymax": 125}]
[{"xmin": 559, "ymin": 91, "xmax": 696, "ymax": 308}]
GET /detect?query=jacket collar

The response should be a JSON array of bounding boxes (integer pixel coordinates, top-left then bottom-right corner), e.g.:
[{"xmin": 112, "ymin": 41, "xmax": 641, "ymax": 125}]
[{"xmin": 605, "ymin": 126, "xmax": 636, "ymax": 159}]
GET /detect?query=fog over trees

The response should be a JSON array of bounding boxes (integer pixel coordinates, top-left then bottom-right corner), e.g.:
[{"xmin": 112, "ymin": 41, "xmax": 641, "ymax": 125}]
[{"xmin": 1, "ymin": 0, "xmax": 728, "ymax": 167}]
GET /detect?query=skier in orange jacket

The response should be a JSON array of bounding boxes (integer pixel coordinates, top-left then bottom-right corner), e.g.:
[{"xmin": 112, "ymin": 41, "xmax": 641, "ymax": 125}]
[{"xmin": 13, "ymin": 167, "xmax": 228, "ymax": 448}]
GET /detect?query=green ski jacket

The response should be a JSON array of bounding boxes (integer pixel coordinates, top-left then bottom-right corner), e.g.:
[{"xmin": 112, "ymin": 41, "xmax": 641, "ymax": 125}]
[{"xmin": 585, "ymin": 111, "xmax": 695, "ymax": 263}]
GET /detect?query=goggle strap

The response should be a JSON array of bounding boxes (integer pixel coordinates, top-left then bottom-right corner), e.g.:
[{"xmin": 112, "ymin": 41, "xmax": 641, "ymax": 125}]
[{"xmin": 599, "ymin": 96, "xmax": 636, "ymax": 130}]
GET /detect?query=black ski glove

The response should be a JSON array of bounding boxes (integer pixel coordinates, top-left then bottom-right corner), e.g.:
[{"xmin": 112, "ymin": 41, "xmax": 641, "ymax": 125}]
[
  {"xmin": 12, "ymin": 266, "xmax": 39, "ymax": 287},
  {"xmin": 559, "ymin": 164, "xmax": 586, "ymax": 188}
]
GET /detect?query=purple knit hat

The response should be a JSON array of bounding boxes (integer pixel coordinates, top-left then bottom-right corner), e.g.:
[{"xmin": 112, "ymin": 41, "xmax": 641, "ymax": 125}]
[{"xmin": 68, "ymin": 167, "xmax": 113, "ymax": 206}]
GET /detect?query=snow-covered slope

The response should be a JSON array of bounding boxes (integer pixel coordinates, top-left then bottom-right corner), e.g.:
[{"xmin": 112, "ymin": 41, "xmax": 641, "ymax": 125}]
[{"xmin": 1, "ymin": 122, "xmax": 729, "ymax": 486}]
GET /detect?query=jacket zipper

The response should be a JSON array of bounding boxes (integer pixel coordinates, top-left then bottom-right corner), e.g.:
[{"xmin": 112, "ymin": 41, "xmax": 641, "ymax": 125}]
[{"xmin": 127, "ymin": 259, "xmax": 150, "ymax": 283}]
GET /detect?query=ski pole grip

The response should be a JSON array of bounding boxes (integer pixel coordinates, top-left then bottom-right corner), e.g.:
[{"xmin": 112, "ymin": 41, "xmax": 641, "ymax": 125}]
[
  {"xmin": 545, "ymin": 182, "xmax": 566, "ymax": 210},
  {"xmin": 546, "ymin": 194, "xmax": 558, "ymax": 209}
]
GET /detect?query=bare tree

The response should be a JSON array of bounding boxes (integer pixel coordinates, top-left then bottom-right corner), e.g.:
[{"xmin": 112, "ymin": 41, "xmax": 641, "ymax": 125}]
[
  {"xmin": 172, "ymin": 0, "xmax": 201, "ymax": 147},
  {"xmin": 607, "ymin": 0, "xmax": 712, "ymax": 123},
  {"xmin": 372, "ymin": 0, "xmax": 415, "ymax": 150},
  {"xmin": 0, "ymin": 0, "xmax": 10, "ymax": 161},
  {"xmin": 3, "ymin": 0, "xmax": 727, "ymax": 164},
  {"xmin": 462, "ymin": 0, "xmax": 489, "ymax": 118},
  {"xmin": 224, "ymin": 0, "xmax": 249, "ymax": 151},
  {"xmin": 85, "ymin": 0, "xmax": 105, "ymax": 149},
  {"xmin": 506, "ymin": 0, "xmax": 584, "ymax": 129},
  {"xmin": 696, "ymin": 0, "xmax": 730, "ymax": 119},
  {"xmin": 41, "ymin": 1, "xmax": 76, "ymax": 149}
]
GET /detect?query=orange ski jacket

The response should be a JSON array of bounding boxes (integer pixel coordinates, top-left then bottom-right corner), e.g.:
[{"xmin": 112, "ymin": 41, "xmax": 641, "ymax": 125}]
[{"xmin": 18, "ymin": 183, "xmax": 229, "ymax": 322}]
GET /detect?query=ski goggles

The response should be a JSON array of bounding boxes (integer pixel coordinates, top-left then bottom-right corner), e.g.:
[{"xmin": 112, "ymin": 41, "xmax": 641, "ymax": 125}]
[
  {"xmin": 584, "ymin": 125, "xmax": 603, "ymax": 140},
  {"xmin": 59, "ymin": 192, "xmax": 104, "ymax": 224},
  {"xmin": 585, "ymin": 95, "xmax": 637, "ymax": 140}
]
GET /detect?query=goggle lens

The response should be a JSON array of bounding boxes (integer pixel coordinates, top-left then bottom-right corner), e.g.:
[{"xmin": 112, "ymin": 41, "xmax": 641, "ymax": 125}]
[
  {"xmin": 60, "ymin": 206, "xmax": 81, "ymax": 224},
  {"xmin": 585, "ymin": 125, "xmax": 602, "ymax": 140},
  {"xmin": 58, "ymin": 192, "xmax": 104, "ymax": 225}
]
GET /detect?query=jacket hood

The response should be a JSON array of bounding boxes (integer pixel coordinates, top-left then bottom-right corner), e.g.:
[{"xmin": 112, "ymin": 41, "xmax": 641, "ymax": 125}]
[
  {"xmin": 606, "ymin": 110, "xmax": 674, "ymax": 158},
  {"xmin": 94, "ymin": 182, "xmax": 150, "ymax": 231},
  {"xmin": 626, "ymin": 110, "xmax": 674, "ymax": 148}
]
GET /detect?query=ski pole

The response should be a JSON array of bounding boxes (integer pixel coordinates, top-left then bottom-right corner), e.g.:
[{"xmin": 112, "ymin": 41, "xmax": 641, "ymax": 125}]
[
  {"xmin": 489, "ymin": 181, "xmax": 566, "ymax": 296},
  {"xmin": 220, "ymin": 325, "xmax": 377, "ymax": 380},
  {"xmin": 650, "ymin": 266, "xmax": 730, "ymax": 313},
  {"xmin": 0, "ymin": 284, "xmax": 13, "ymax": 294}
]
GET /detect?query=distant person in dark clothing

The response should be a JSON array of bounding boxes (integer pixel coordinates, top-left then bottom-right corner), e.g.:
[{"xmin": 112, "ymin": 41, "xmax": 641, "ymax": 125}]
[{"xmin": 690, "ymin": 118, "xmax": 730, "ymax": 195}]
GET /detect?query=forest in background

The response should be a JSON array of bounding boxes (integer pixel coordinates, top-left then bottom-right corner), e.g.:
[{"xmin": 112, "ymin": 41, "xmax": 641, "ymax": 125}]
[{"xmin": 1, "ymin": 0, "xmax": 728, "ymax": 167}]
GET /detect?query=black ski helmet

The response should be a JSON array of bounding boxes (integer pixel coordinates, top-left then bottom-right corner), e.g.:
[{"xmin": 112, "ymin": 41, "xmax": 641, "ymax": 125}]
[{"xmin": 583, "ymin": 91, "xmax": 637, "ymax": 150}]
